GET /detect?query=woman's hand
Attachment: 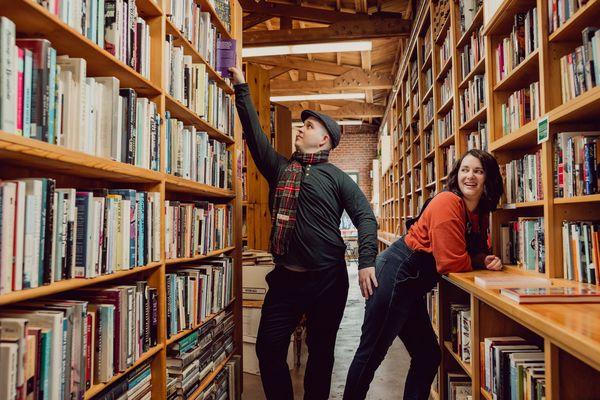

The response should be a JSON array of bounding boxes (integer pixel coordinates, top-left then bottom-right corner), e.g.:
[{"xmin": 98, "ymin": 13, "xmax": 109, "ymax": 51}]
[
  {"xmin": 358, "ymin": 267, "xmax": 378, "ymax": 300},
  {"xmin": 228, "ymin": 67, "xmax": 245, "ymax": 85},
  {"xmin": 484, "ymin": 255, "xmax": 502, "ymax": 271}
]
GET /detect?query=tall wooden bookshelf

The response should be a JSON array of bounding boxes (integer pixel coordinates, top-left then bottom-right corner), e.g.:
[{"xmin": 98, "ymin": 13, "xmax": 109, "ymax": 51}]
[
  {"xmin": 377, "ymin": 0, "xmax": 600, "ymax": 399},
  {"xmin": 0, "ymin": 0, "xmax": 244, "ymax": 398}
]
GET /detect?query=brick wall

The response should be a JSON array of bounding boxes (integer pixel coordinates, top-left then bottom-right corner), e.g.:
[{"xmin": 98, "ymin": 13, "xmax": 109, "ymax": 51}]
[{"xmin": 329, "ymin": 126, "xmax": 379, "ymax": 201}]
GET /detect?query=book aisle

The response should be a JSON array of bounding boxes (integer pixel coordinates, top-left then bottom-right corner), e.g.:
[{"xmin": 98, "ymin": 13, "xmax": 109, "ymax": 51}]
[{"xmin": 2, "ymin": 0, "xmax": 600, "ymax": 399}]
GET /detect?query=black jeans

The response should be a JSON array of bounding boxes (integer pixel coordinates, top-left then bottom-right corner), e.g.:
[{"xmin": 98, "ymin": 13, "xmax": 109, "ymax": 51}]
[
  {"xmin": 256, "ymin": 266, "xmax": 349, "ymax": 400},
  {"xmin": 344, "ymin": 237, "xmax": 441, "ymax": 400}
]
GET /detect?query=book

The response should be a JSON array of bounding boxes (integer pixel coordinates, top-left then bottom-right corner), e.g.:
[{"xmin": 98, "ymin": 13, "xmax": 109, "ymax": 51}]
[
  {"xmin": 500, "ymin": 286, "xmax": 600, "ymax": 303},
  {"xmin": 216, "ymin": 39, "xmax": 236, "ymax": 78}
]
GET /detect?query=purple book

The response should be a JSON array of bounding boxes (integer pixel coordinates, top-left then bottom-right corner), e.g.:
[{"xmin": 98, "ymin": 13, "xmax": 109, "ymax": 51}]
[{"xmin": 216, "ymin": 38, "xmax": 237, "ymax": 78}]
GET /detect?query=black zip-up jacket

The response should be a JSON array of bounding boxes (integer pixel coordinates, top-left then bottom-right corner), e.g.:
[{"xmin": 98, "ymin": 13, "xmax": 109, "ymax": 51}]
[{"xmin": 234, "ymin": 83, "xmax": 377, "ymax": 270}]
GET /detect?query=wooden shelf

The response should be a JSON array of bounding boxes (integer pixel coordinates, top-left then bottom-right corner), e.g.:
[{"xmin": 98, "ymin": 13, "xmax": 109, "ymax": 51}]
[
  {"xmin": 424, "ymin": 117, "xmax": 434, "ymax": 130},
  {"xmin": 165, "ymin": 19, "xmax": 234, "ymax": 94},
  {"xmin": 422, "ymin": 50, "xmax": 433, "ymax": 71},
  {"xmin": 164, "ymin": 93, "xmax": 235, "ymax": 144},
  {"xmin": 166, "ymin": 246, "xmax": 236, "ymax": 266},
  {"xmin": 189, "ymin": 352, "xmax": 235, "ymax": 400},
  {"xmin": 164, "ymin": 174, "xmax": 235, "ymax": 197},
  {"xmin": 456, "ymin": 6, "xmax": 484, "ymax": 49},
  {"xmin": 166, "ymin": 305, "xmax": 231, "ymax": 345},
  {"xmin": 459, "ymin": 106, "xmax": 487, "ymax": 130},
  {"xmin": 425, "ymin": 149, "xmax": 435, "ymax": 159},
  {"xmin": 488, "ymin": 120, "xmax": 537, "ymax": 152},
  {"xmin": 435, "ymin": 14, "xmax": 451, "ymax": 45},
  {"xmin": 84, "ymin": 344, "xmax": 163, "ymax": 399},
  {"xmin": 443, "ymin": 341, "xmax": 472, "ymax": 377},
  {"xmin": 548, "ymin": 0, "xmax": 600, "ymax": 42},
  {"xmin": 422, "ymin": 85, "xmax": 434, "ymax": 102},
  {"xmin": 501, "ymin": 200, "xmax": 544, "ymax": 209},
  {"xmin": 548, "ymin": 86, "xmax": 600, "ymax": 124},
  {"xmin": 459, "ymin": 57, "xmax": 486, "ymax": 90},
  {"xmin": 0, "ymin": 262, "xmax": 162, "ymax": 306},
  {"xmin": 437, "ymin": 97, "xmax": 453, "ymax": 115},
  {"xmin": 135, "ymin": 0, "xmax": 164, "ymax": 17},
  {"xmin": 554, "ymin": 194, "xmax": 600, "ymax": 204},
  {"xmin": 426, "ymin": 180, "xmax": 436, "ymax": 189},
  {"xmin": 437, "ymin": 57, "xmax": 452, "ymax": 81},
  {"xmin": 445, "ymin": 271, "xmax": 600, "ymax": 371},
  {"xmin": 0, "ymin": 0, "xmax": 161, "ymax": 97},
  {"xmin": 439, "ymin": 134, "xmax": 455, "ymax": 148},
  {"xmin": 493, "ymin": 50, "xmax": 539, "ymax": 92},
  {"xmin": 0, "ymin": 131, "xmax": 164, "ymax": 183}
]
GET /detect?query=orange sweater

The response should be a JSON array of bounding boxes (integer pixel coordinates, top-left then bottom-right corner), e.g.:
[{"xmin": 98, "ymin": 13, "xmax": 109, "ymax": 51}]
[{"xmin": 404, "ymin": 191, "xmax": 486, "ymax": 274}]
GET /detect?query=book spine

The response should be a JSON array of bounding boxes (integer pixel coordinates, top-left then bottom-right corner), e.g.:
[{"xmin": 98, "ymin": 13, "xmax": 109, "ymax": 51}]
[{"xmin": 0, "ymin": 17, "xmax": 17, "ymax": 133}]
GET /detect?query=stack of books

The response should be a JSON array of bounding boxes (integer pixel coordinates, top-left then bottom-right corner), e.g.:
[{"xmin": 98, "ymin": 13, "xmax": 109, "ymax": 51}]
[
  {"xmin": 242, "ymin": 250, "xmax": 275, "ymax": 267},
  {"xmin": 95, "ymin": 362, "xmax": 152, "ymax": 400},
  {"xmin": 459, "ymin": 74, "xmax": 486, "ymax": 124},
  {"xmin": 500, "ymin": 150, "xmax": 543, "ymax": 204},
  {"xmin": 559, "ymin": 27, "xmax": 600, "ymax": 103},
  {"xmin": 553, "ymin": 132, "xmax": 599, "ymax": 198},
  {"xmin": 501, "ymin": 82, "xmax": 541, "ymax": 135},
  {"xmin": 561, "ymin": 220, "xmax": 599, "ymax": 284}
]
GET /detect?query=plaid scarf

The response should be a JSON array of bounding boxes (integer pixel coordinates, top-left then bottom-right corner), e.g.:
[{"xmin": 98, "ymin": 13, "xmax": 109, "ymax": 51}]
[{"xmin": 270, "ymin": 150, "xmax": 330, "ymax": 255}]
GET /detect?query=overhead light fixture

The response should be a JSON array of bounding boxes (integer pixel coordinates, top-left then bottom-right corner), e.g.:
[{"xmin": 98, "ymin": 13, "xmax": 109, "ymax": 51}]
[
  {"xmin": 242, "ymin": 41, "xmax": 372, "ymax": 57},
  {"xmin": 292, "ymin": 120, "xmax": 363, "ymax": 127},
  {"xmin": 271, "ymin": 93, "xmax": 366, "ymax": 102}
]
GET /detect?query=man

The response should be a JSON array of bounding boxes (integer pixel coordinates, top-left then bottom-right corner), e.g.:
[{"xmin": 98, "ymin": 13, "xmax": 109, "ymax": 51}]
[{"xmin": 229, "ymin": 66, "xmax": 378, "ymax": 400}]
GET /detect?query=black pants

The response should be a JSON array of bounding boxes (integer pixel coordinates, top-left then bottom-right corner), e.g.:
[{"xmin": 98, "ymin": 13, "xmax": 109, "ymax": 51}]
[
  {"xmin": 256, "ymin": 266, "xmax": 349, "ymax": 400},
  {"xmin": 344, "ymin": 237, "xmax": 441, "ymax": 400}
]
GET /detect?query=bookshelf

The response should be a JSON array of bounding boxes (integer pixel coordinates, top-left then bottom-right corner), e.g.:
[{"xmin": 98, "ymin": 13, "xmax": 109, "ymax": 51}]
[
  {"xmin": 377, "ymin": 0, "xmax": 600, "ymax": 398},
  {"xmin": 0, "ymin": 0, "xmax": 243, "ymax": 399}
]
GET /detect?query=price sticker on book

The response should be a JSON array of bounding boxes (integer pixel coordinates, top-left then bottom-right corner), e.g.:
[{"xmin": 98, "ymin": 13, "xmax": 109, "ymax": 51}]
[{"xmin": 537, "ymin": 115, "xmax": 549, "ymax": 144}]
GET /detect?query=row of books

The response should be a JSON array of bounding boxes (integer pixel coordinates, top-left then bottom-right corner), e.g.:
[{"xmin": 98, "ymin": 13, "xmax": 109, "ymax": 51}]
[
  {"xmin": 449, "ymin": 303, "xmax": 471, "ymax": 364},
  {"xmin": 495, "ymin": 8, "xmax": 539, "ymax": 82},
  {"xmin": 440, "ymin": 71, "xmax": 453, "ymax": 105},
  {"xmin": 423, "ymin": 26, "xmax": 432, "ymax": 61},
  {"xmin": 440, "ymin": 29, "xmax": 452, "ymax": 70},
  {"xmin": 424, "ymin": 67, "xmax": 433, "ymax": 93},
  {"xmin": 438, "ymin": 110, "xmax": 453, "ymax": 143},
  {"xmin": 165, "ymin": 113, "xmax": 233, "ymax": 189},
  {"xmin": 482, "ymin": 336, "xmax": 545, "ymax": 400},
  {"xmin": 500, "ymin": 217, "xmax": 546, "ymax": 273},
  {"xmin": 412, "ymin": 92, "xmax": 419, "ymax": 116},
  {"xmin": 0, "ymin": 24, "xmax": 161, "ymax": 169},
  {"xmin": 166, "ymin": 257, "xmax": 233, "ymax": 338},
  {"xmin": 559, "ymin": 27, "xmax": 600, "ymax": 103},
  {"xmin": 0, "ymin": 179, "xmax": 160, "ymax": 294},
  {"xmin": 554, "ymin": 132, "xmax": 600, "ymax": 198},
  {"xmin": 459, "ymin": 26, "xmax": 484, "ymax": 81},
  {"xmin": 561, "ymin": 220, "xmax": 599, "ymax": 284},
  {"xmin": 164, "ymin": 201, "xmax": 233, "ymax": 260},
  {"xmin": 458, "ymin": 0, "xmax": 482, "ymax": 33},
  {"xmin": 95, "ymin": 362, "xmax": 152, "ymax": 400},
  {"xmin": 424, "ymin": 97, "xmax": 434, "ymax": 123},
  {"xmin": 426, "ymin": 160, "xmax": 436, "ymax": 185},
  {"xmin": 442, "ymin": 144, "xmax": 457, "ymax": 177},
  {"xmin": 166, "ymin": 310, "xmax": 235, "ymax": 399},
  {"xmin": 164, "ymin": 36, "xmax": 235, "ymax": 136},
  {"xmin": 410, "ymin": 58, "xmax": 418, "ymax": 90},
  {"xmin": 414, "ymin": 166, "xmax": 422, "ymax": 191},
  {"xmin": 425, "ymin": 129, "xmax": 435, "ymax": 155},
  {"xmin": 425, "ymin": 286, "xmax": 438, "ymax": 329},
  {"xmin": 0, "ymin": 283, "xmax": 158, "ymax": 400},
  {"xmin": 210, "ymin": 0, "xmax": 233, "ymax": 33},
  {"xmin": 548, "ymin": 0, "xmax": 589, "ymax": 34},
  {"xmin": 459, "ymin": 74, "xmax": 485, "ymax": 125},
  {"xmin": 501, "ymin": 82, "xmax": 541, "ymax": 136},
  {"xmin": 447, "ymin": 373, "xmax": 471, "ymax": 400},
  {"xmin": 500, "ymin": 150, "xmax": 543, "ymax": 204},
  {"xmin": 195, "ymin": 356, "xmax": 240, "ymax": 400},
  {"xmin": 23, "ymin": 0, "xmax": 151, "ymax": 78},
  {"xmin": 165, "ymin": 0, "xmax": 230, "ymax": 75},
  {"xmin": 466, "ymin": 121, "xmax": 488, "ymax": 152}
]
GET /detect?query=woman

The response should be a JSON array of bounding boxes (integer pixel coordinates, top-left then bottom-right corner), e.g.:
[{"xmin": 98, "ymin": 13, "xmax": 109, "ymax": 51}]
[{"xmin": 344, "ymin": 149, "xmax": 504, "ymax": 400}]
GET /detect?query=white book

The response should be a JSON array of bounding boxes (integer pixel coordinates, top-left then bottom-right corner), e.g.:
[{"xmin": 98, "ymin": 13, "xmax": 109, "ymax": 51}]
[
  {"xmin": 58, "ymin": 68, "xmax": 74, "ymax": 147},
  {"xmin": 92, "ymin": 197, "xmax": 104, "ymax": 277},
  {"xmin": 0, "ymin": 182, "xmax": 16, "ymax": 294},
  {"xmin": 94, "ymin": 77, "xmax": 120, "ymax": 159},
  {"xmin": 54, "ymin": 64, "xmax": 63, "ymax": 146},
  {"xmin": 22, "ymin": 179, "xmax": 43, "ymax": 288},
  {"xmin": 113, "ymin": 197, "xmax": 124, "ymax": 271},
  {"xmin": 0, "ymin": 342, "xmax": 18, "ymax": 400},
  {"xmin": 84, "ymin": 78, "xmax": 95, "ymax": 155},
  {"xmin": 0, "ymin": 17, "xmax": 17, "ymax": 133},
  {"xmin": 56, "ymin": 56, "xmax": 87, "ymax": 152},
  {"xmin": 97, "ymin": 0, "xmax": 106, "ymax": 48},
  {"xmin": 11, "ymin": 181, "xmax": 26, "ymax": 291}
]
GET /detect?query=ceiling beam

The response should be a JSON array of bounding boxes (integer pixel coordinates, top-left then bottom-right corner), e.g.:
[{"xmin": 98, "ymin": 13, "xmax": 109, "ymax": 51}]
[
  {"xmin": 243, "ymin": 17, "xmax": 410, "ymax": 46},
  {"xmin": 271, "ymin": 69, "xmax": 392, "ymax": 91},
  {"xmin": 360, "ymin": 50, "xmax": 371, "ymax": 71},
  {"xmin": 239, "ymin": 0, "xmax": 405, "ymax": 25},
  {"xmin": 243, "ymin": 13, "xmax": 272, "ymax": 30},
  {"xmin": 290, "ymin": 103, "xmax": 385, "ymax": 119},
  {"xmin": 245, "ymin": 56, "xmax": 352, "ymax": 75},
  {"xmin": 268, "ymin": 66, "xmax": 292, "ymax": 79},
  {"xmin": 280, "ymin": 16, "xmax": 292, "ymax": 29}
]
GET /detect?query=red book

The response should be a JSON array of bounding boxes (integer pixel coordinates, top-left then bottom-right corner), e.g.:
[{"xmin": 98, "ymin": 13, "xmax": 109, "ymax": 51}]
[{"xmin": 17, "ymin": 46, "xmax": 24, "ymax": 135}]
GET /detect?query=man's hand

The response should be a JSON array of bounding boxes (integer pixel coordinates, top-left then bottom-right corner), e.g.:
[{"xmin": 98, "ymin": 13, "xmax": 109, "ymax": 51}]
[
  {"xmin": 229, "ymin": 67, "xmax": 245, "ymax": 85},
  {"xmin": 358, "ymin": 267, "xmax": 378, "ymax": 300},
  {"xmin": 484, "ymin": 255, "xmax": 502, "ymax": 271}
]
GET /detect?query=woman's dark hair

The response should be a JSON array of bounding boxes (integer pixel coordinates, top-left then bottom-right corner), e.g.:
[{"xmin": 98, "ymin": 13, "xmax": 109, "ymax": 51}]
[{"xmin": 445, "ymin": 149, "xmax": 504, "ymax": 214}]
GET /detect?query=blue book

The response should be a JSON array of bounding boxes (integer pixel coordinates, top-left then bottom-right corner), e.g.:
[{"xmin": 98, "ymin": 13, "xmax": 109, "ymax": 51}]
[
  {"xmin": 136, "ymin": 192, "xmax": 146, "ymax": 266},
  {"xmin": 110, "ymin": 189, "xmax": 137, "ymax": 268},
  {"xmin": 47, "ymin": 48, "xmax": 56, "ymax": 144},
  {"xmin": 97, "ymin": 0, "xmax": 105, "ymax": 48},
  {"xmin": 23, "ymin": 48, "xmax": 32, "ymax": 138},
  {"xmin": 39, "ymin": 330, "xmax": 52, "ymax": 400}
]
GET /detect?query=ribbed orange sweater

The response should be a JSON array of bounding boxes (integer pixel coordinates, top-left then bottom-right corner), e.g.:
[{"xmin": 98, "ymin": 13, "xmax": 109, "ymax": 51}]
[{"xmin": 404, "ymin": 191, "xmax": 486, "ymax": 274}]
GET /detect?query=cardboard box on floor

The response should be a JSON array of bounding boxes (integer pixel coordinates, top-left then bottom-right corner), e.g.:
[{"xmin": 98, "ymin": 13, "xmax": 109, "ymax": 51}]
[{"xmin": 242, "ymin": 263, "xmax": 274, "ymax": 300}]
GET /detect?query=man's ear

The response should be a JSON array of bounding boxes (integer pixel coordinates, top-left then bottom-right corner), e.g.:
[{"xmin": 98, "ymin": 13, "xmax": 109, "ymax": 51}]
[{"xmin": 319, "ymin": 133, "xmax": 330, "ymax": 148}]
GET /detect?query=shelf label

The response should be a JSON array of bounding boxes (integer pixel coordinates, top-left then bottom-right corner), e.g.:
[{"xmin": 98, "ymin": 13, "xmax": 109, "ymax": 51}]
[
  {"xmin": 537, "ymin": 115, "xmax": 549, "ymax": 144},
  {"xmin": 503, "ymin": 203, "xmax": 517, "ymax": 210}
]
